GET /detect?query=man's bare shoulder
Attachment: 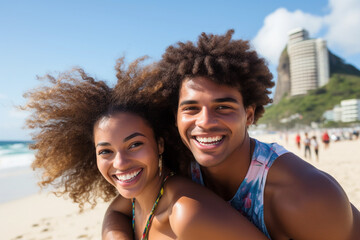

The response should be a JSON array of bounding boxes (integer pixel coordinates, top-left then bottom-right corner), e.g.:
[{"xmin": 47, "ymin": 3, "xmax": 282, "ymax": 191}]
[
  {"xmin": 265, "ymin": 152, "xmax": 359, "ymax": 239},
  {"xmin": 165, "ymin": 176, "xmax": 267, "ymax": 240}
]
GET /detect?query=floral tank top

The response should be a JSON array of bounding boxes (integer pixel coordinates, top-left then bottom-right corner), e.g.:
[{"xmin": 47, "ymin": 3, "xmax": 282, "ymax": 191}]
[{"xmin": 190, "ymin": 138, "xmax": 288, "ymax": 239}]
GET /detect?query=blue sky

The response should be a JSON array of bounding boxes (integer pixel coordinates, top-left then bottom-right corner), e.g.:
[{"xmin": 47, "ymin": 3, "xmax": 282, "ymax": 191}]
[{"xmin": 1, "ymin": 0, "xmax": 359, "ymax": 140}]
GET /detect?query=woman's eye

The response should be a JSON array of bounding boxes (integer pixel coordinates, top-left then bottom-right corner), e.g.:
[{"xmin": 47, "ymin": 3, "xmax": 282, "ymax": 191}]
[
  {"xmin": 98, "ymin": 149, "xmax": 112, "ymax": 155},
  {"xmin": 129, "ymin": 142, "xmax": 143, "ymax": 149}
]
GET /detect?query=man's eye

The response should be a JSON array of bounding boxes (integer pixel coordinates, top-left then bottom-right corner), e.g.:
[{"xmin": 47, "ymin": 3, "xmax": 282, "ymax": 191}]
[
  {"xmin": 217, "ymin": 105, "xmax": 232, "ymax": 110},
  {"xmin": 182, "ymin": 106, "xmax": 198, "ymax": 111}
]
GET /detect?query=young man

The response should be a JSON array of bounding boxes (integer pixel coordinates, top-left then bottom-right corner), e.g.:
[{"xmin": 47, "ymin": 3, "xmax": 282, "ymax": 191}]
[{"xmin": 103, "ymin": 30, "xmax": 360, "ymax": 239}]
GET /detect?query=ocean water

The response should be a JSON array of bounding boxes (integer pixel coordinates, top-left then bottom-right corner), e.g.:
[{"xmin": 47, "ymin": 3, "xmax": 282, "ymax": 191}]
[
  {"xmin": 0, "ymin": 141, "xmax": 34, "ymax": 170},
  {"xmin": 0, "ymin": 141, "xmax": 39, "ymax": 203}
]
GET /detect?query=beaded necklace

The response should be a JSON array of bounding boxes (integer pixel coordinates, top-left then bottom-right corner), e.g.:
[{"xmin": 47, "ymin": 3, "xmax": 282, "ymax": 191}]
[{"xmin": 132, "ymin": 172, "xmax": 174, "ymax": 240}]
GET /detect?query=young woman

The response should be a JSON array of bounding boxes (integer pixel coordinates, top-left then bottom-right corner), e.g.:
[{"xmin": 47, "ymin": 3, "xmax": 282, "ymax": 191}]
[{"xmin": 23, "ymin": 58, "xmax": 267, "ymax": 240}]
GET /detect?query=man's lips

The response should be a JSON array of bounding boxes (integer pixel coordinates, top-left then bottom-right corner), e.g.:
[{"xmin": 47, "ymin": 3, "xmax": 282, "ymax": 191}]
[{"xmin": 193, "ymin": 135, "xmax": 224, "ymax": 146}]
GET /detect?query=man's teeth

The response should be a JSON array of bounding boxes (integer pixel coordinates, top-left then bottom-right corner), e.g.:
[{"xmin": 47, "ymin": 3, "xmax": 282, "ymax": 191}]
[
  {"xmin": 196, "ymin": 136, "xmax": 223, "ymax": 145},
  {"xmin": 115, "ymin": 170, "xmax": 141, "ymax": 182}
]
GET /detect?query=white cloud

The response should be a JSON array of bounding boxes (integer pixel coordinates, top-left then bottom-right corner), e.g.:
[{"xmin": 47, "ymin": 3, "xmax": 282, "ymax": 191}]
[
  {"xmin": 252, "ymin": 0, "xmax": 360, "ymax": 65},
  {"xmin": 324, "ymin": 0, "xmax": 360, "ymax": 55},
  {"xmin": 252, "ymin": 8, "xmax": 323, "ymax": 65}
]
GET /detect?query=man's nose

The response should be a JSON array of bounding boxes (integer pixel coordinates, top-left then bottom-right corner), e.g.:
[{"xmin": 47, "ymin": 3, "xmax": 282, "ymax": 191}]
[{"xmin": 195, "ymin": 107, "xmax": 218, "ymax": 129}]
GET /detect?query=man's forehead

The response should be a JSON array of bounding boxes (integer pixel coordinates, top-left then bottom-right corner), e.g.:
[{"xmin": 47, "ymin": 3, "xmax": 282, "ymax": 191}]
[
  {"xmin": 180, "ymin": 77, "xmax": 240, "ymax": 97},
  {"xmin": 180, "ymin": 78, "xmax": 205, "ymax": 91},
  {"xmin": 180, "ymin": 77, "xmax": 219, "ymax": 91}
]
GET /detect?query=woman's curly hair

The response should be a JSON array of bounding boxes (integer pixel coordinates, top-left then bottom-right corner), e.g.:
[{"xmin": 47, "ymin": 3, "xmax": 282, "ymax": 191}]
[
  {"xmin": 23, "ymin": 69, "xmax": 114, "ymax": 210},
  {"xmin": 157, "ymin": 29, "xmax": 274, "ymax": 123},
  {"xmin": 23, "ymin": 57, "xmax": 191, "ymax": 210}
]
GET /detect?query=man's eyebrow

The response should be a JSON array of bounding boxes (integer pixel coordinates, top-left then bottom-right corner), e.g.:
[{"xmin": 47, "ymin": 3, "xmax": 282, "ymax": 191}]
[
  {"xmin": 123, "ymin": 132, "xmax": 145, "ymax": 142},
  {"xmin": 213, "ymin": 97, "xmax": 239, "ymax": 103},
  {"xmin": 179, "ymin": 97, "xmax": 239, "ymax": 107}
]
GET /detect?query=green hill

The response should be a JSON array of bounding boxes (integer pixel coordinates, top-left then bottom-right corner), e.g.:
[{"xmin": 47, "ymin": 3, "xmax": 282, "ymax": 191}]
[{"xmin": 259, "ymin": 73, "xmax": 360, "ymax": 129}]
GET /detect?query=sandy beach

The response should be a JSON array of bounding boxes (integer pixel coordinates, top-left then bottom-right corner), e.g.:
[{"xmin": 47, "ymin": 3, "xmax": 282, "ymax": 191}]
[
  {"xmin": 0, "ymin": 192, "xmax": 109, "ymax": 240},
  {"xmin": 255, "ymin": 131, "xmax": 360, "ymax": 210},
  {"xmin": 1, "ymin": 132, "xmax": 359, "ymax": 240}
]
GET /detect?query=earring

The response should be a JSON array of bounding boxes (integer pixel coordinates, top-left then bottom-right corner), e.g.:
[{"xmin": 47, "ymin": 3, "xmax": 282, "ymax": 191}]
[{"xmin": 158, "ymin": 154, "xmax": 163, "ymax": 177}]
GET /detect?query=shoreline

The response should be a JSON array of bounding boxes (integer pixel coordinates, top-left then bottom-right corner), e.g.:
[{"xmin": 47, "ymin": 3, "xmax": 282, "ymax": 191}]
[
  {"xmin": 1, "ymin": 132, "xmax": 359, "ymax": 239},
  {"xmin": 0, "ymin": 166, "xmax": 39, "ymax": 203}
]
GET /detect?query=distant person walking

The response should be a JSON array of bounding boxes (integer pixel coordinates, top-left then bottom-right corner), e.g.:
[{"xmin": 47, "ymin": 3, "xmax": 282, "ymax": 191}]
[
  {"xmin": 295, "ymin": 133, "xmax": 301, "ymax": 149},
  {"xmin": 311, "ymin": 136, "xmax": 319, "ymax": 162},
  {"xmin": 353, "ymin": 129, "xmax": 359, "ymax": 140},
  {"xmin": 322, "ymin": 131, "xmax": 330, "ymax": 149},
  {"xmin": 304, "ymin": 132, "xmax": 311, "ymax": 159}
]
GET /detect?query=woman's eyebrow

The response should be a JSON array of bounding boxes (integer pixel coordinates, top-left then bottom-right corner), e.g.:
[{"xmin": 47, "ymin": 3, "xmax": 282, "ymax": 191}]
[
  {"xmin": 123, "ymin": 132, "xmax": 145, "ymax": 142},
  {"xmin": 96, "ymin": 142, "xmax": 111, "ymax": 147}
]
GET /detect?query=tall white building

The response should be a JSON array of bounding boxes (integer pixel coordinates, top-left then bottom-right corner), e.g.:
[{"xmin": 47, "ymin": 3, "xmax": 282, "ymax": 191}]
[
  {"xmin": 341, "ymin": 99, "xmax": 360, "ymax": 122},
  {"xmin": 316, "ymin": 39, "xmax": 330, "ymax": 87},
  {"xmin": 287, "ymin": 28, "xmax": 330, "ymax": 96}
]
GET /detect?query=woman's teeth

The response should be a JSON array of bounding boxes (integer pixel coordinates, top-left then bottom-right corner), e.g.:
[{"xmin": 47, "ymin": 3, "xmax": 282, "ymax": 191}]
[{"xmin": 114, "ymin": 169, "xmax": 141, "ymax": 182}]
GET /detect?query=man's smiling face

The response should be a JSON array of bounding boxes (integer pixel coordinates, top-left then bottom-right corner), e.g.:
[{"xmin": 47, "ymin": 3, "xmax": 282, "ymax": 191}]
[{"xmin": 176, "ymin": 76, "xmax": 254, "ymax": 168}]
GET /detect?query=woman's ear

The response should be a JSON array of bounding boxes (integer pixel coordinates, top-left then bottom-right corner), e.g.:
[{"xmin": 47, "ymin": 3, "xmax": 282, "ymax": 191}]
[{"xmin": 158, "ymin": 137, "xmax": 164, "ymax": 155}]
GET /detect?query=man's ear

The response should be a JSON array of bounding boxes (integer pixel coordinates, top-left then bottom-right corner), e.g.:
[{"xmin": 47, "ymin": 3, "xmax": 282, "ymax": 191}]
[
  {"xmin": 245, "ymin": 105, "xmax": 256, "ymax": 126},
  {"xmin": 158, "ymin": 137, "xmax": 165, "ymax": 155}
]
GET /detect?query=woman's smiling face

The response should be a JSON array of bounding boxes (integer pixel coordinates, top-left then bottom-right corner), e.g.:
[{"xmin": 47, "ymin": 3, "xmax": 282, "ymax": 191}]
[{"xmin": 94, "ymin": 112, "xmax": 163, "ymax": 199}]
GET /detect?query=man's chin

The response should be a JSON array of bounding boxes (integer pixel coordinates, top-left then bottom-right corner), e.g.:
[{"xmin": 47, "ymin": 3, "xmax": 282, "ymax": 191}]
[{"xmin": 193, "ymin": 154, "xmax": 223, "ymax": 168}]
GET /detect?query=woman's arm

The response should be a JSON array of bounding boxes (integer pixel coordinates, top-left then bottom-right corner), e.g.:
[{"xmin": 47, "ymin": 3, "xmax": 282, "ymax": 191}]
[
  {"xmin": 102, "ymin": 195, "xmax": 133, "ymax": 240},
  {"xmin": 168, "ymin": 176, "xmax": 268, "ymax": 240}
]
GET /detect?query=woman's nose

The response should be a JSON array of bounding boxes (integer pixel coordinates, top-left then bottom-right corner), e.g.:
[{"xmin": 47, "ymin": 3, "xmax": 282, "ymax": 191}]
[{"xmin": 112, "ymin": 152, "xmax": 129, "ymax": 169}]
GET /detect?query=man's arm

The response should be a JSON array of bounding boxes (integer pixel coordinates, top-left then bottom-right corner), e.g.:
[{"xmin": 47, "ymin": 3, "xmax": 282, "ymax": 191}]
[
  {"xmin": 102, "ymin": 195, "xmax": 133, "ymax": 240},
  {"xmin": 168, "ymin": 176, "xmax": 268, "ymax": 240},
  {"xmin": 267, "ymin": 153, "xmax": 360, "ymax": 240}
]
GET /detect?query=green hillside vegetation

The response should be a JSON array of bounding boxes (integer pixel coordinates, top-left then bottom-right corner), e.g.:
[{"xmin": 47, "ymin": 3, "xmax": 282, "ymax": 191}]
[
  {"xmin": 259, "ymin": 73, "xmax": 360, "ymax": 129},
  {"xmin": 329, "ymin": 50, "xmax": 360, "ymax": 76}
]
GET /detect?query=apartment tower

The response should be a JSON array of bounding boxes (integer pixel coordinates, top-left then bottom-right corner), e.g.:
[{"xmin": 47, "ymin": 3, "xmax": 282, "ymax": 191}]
[{"xmin": 287, "ymin": 28, "xmax": 330, "ymax": 96}]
